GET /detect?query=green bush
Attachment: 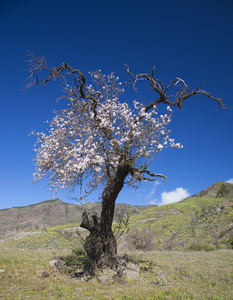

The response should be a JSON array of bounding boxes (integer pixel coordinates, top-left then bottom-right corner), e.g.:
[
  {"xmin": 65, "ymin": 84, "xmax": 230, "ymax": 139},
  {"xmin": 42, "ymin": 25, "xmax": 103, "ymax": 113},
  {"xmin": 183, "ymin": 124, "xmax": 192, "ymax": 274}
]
[
  {"xmin": 227, "ymin": 236, "xmax": 233, "ymax": 249},
  {"xmin": 187, "ymin": 242, "xmax": 216, "ymax": 252},
  {"xmin": 71, "ymin": 245, "xmax": 86, "ymax": 256},
  {"xmin": 216, "ymin": 183, "xmax": 229, "ymax": 198}
]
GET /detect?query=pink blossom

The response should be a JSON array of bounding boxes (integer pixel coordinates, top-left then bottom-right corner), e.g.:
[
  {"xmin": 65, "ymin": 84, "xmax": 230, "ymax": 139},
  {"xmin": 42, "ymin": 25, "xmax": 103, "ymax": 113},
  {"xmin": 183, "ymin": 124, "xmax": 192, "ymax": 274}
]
[{"xmin": 32, "ymin": 71, "xmax": 182, "ymax": 199}]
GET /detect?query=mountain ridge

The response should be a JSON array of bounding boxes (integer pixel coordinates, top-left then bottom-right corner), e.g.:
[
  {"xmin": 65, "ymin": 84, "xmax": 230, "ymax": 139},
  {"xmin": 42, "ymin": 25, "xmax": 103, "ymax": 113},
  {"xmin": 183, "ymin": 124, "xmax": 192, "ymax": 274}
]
[
  {"xmin": 192, "ymin": 181, "xmax": 233, "ymax": 198},
  {"xmin": 1, "ymin": 181, "xmax": 232, "ymax": 245},
  {"xmin": 0, "ymin": 198, "xmax": 154, "ymax": 238}
]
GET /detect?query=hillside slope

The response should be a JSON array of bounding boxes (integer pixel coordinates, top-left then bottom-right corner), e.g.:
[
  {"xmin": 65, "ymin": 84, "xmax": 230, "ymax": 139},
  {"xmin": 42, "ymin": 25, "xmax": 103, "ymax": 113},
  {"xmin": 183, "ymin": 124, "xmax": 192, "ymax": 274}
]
[
  {"xmin": 1, "ymin": 182, "xmax": 233, "ymax": 250},
  {"xmin": 127, "ymin": 195, "xmax": 233, "ymax": 249},
  {"xmin": 0, "ymin": 199, "xmax": 153, "ymax": 238},
  {"xmin": 192, "ymin": 181, "xmax": 233, "ymax": 198}
]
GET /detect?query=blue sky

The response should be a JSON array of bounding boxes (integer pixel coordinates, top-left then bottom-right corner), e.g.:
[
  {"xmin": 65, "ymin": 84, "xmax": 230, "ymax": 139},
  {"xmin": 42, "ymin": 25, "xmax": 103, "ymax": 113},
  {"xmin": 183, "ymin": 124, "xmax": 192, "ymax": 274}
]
[{"xmin": 0, "ymin": 0, "xmax": 233, "ymax": 210}]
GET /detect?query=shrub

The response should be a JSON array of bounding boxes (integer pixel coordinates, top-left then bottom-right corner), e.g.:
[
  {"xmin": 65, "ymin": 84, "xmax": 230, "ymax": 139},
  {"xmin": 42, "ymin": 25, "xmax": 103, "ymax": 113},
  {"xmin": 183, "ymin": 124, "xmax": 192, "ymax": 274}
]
[
  {"xmin": 227, "ymin": 236, "xmax": 233, "ymax": 249},
  {"xmin": 187, "ymin": 242, "xmax": 216, "ymax": 252},
  {"xmin": 163, "ymin": 239, "xmax": 185, "ymax": 251},
  {"xmin": 126, "ymin": 227, "xmax": 155, "ymax": 251},
  {"xmin": 216, "ymin": 183, "xmax": 229, "ymax": 198},
  {"xmin": 219, "ymin": 228, "xmax": 227, "ymax": 238},
  {"xmin": 71, "ymin": 245, "xmax": 86, "ymax": 257}
]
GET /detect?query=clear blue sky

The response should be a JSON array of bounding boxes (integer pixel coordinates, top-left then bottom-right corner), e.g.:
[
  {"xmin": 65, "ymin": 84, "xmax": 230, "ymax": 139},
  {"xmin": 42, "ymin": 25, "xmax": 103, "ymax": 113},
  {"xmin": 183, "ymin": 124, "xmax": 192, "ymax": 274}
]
[{"xmin": 0, "ymin": 0, "xmax": 233, "ymax": 210}]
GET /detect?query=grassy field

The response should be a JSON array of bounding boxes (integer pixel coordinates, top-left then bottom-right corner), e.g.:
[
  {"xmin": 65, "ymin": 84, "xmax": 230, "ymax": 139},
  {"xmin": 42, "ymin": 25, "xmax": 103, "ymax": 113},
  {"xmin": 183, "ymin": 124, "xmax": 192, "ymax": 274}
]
[
  {"xmin": 1, "ymin": 192, "xmax": 233, "ymax": 299},
  {"xmin": 0, "ymin": 243, "xmax": 232, "ymax": 299}
]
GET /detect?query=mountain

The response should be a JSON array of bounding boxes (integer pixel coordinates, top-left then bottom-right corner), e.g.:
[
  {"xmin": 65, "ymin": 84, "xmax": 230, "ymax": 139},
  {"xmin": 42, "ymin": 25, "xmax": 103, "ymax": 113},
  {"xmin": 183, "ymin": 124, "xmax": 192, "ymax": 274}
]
[
  {"xmin": 192, "ymin": 181, "xmax": 233, "ymax": 198},
  {"xmin": 0, "ymin": 199, "xmax": 154, "ymax": 238},
  {"xmin": 125, "ymin": 181, "xmax": 233, "ymax": 250},
  {"xmin": 1, "ymin": 181, "xmax": 233, "ymax": 250}
]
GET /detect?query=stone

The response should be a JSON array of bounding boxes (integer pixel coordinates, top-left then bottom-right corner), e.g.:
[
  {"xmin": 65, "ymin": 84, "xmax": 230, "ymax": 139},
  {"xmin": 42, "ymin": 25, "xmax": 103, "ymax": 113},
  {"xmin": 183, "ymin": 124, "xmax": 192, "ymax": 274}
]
[
  {"xmin": 126, "ymin": 262, "xmax": 140, "ymax": 272},
  {"xmin": 36, "ymin": 270, "xmax": 49, "ymax": 277},
  {"xmin": 49, "ymin": 259, "xmax": 66, "ymax": 271},
  {"xmin": 122, "ymin": 263, "xmax": 140, "ymax": 280},
  {"xmin": 228, "ymin": 223, "xmax": 233, "ymax": 231},
  {"xmin": 96, "ymin": 267, "xmax": 118, "ymax": 284},
  {"xmin": 98, "ymin": 274, "xmax": 115, "ymax": 284},
  {"xmin": 123, "ymin": 269, "xmax": 139, "ymax": 280}
]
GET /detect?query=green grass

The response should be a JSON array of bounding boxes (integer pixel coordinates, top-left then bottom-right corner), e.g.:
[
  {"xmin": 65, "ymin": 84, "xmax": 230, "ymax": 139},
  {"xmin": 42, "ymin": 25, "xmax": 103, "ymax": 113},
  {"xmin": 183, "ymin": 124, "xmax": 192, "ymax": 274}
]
[
  {"xmin": 1, "ymin": 194, "xmax": 233, "ymax": 298},
  {"xmin": 1, "ymin": 228, "xmax": 85, "ymax": 251},
  {"xmin": 0, "ymin": 244, "xmax": 232, "ymax": 299},
  {"xmin": 126, "ymin": 197, "xmax": 233, "ymax": 250}
]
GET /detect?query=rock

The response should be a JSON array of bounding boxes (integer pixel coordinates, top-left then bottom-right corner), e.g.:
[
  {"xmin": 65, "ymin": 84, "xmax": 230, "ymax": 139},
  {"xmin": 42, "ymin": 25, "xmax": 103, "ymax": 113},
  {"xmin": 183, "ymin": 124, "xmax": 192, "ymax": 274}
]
[
  {"xmin": 96, "ymin": 267, "xmax": 118, "ymax": 284},
  {"xmin": 123, "ymin": 269, "xmax": 139, "ymax": 280},
  {"xmin": 49, "ymin": 259, "xmax": 66, "ymax": 271},
  {"xmin": 36, "ymin": 270, "xmax": 49, "ymax": 277},
  {"xmin": 126, "ymin": 262, "xmax": 140, "ymax": 273},
  {"xmin": 123, "ymin": 263, "xmax": 140, "ymax": 280},
  {"xmin": 169, "ymin": 231, "xmax": 177, "ymax": 238},
  {"xmin": 98, "ymin": 274, "xmax": 115, "ymax": 284},
  {"xmin": 228, "ymin": 223, "xmax": 233, "ymax": 231}
]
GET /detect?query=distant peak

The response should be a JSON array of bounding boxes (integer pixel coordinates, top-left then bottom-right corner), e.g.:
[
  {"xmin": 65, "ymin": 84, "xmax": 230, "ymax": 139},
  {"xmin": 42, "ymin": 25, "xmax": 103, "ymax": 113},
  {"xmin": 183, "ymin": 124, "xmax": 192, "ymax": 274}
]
[{"xmin": 193, "ymin": 181, "xmax": 233, "ymax": 199}]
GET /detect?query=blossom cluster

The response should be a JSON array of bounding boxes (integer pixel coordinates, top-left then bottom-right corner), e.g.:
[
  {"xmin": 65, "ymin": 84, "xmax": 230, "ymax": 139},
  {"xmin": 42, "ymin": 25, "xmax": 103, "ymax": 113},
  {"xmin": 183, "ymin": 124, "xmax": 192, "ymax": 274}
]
[{"xmin": 33, "ymin": 71, "xmax": 182, "ymax": 196}]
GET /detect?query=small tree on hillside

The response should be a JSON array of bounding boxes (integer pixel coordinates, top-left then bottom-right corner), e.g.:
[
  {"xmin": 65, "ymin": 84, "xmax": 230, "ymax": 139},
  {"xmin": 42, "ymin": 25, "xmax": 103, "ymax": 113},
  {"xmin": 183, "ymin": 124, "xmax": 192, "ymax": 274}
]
[{"xmin": 27, "ymin": 55, "xmax": 224, "ymax": 273}]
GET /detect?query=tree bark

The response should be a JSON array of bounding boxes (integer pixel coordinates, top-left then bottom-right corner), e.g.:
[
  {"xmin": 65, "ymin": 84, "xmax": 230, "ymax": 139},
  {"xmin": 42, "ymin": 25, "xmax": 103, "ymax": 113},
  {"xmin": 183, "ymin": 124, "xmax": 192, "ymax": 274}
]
[{"xmin": 80, "ymin": 162, "xmax": 130, "ymax": 271}]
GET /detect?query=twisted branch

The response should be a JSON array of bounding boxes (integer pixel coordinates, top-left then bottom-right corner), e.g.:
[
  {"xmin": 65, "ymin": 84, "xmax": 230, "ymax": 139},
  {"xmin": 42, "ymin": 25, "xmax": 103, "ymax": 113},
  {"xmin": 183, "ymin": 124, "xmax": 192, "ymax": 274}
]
[
  {"xmin": 26, "ymin": 54, "xmax": 121, "ymax": 155},
  {"xmin": 124, "ymin": 64, "xmax": 225, "ymax": 111},
  {"xmin": 129, "ymin": 166, "xmax": 168, "ymax": 182},
  {"xmin": 27, "ymin": 55, "xmax": 226, "ymax": 187}
]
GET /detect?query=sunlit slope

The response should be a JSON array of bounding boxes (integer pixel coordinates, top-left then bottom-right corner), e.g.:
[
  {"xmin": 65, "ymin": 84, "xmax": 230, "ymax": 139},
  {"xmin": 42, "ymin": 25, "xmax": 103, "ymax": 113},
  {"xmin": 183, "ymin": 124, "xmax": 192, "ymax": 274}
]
[
  {"xmin": 1, "ymin": 182, "xmax": 232, "ymax": 250},
  {"xmin": 0, "ymin": 199, "xmax": 152, "ymax": 238},
  {"xmin": 129, "ymin": 195, "xmax": 233, "ymax": 248},
  {"xmin": 192, "ymin": 181, "xmax": 233, "ymax": 198}
]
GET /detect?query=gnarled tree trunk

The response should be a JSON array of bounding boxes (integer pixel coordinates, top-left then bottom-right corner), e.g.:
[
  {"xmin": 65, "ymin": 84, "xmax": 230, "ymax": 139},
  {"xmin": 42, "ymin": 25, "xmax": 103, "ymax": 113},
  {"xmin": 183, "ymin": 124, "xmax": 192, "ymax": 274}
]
[{"xmin": 80, "ymin": 162, "xmax": 129, "ymax": 271}]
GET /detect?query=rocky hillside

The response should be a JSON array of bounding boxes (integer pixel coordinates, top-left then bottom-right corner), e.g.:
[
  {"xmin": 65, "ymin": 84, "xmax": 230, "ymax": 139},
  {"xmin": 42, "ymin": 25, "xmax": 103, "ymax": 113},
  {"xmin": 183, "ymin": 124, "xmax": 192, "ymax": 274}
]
[
  {"xmin": 192, "ymin": 181, "xmax": 233, "ymax": 198},
  {"xmin": 125, "ymin": 182, "xmax": 233, "ymax": 250},
  {"xmin": 1, "ymin": 181, "xmax": 233, "ymax": 250},
  {"xmin": 0, "ymin": 199, "xmax": 153, "ymax": 238}
]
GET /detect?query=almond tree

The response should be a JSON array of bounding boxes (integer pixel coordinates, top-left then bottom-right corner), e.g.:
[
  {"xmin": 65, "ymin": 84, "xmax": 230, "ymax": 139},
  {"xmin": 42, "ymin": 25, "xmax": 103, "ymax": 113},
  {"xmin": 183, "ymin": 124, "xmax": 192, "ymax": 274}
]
[{"xmin": 27, "ymin": 55, "xmax": 224, "ymax": 272}]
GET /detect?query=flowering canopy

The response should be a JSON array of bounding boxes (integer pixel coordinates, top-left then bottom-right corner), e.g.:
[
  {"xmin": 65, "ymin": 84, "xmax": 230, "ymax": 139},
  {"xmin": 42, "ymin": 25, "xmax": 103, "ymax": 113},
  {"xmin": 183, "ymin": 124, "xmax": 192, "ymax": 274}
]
[
  {"xmin": 32, "ymin": 71, "xmax": 182, "ymax": 199},
  {"xmin": 28, "ymin": 55, "xmax": 223, "ymax": 203},
  {"xmin": 28, "ymin": 57, "xmax": 224, "ymax": 267}
]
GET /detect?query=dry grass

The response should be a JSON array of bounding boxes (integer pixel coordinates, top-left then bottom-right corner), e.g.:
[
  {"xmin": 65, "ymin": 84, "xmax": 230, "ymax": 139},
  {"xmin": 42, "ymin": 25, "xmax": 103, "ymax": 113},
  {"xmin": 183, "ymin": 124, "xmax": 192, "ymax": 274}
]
[{"xmin": 0, "ymin": 244, "xmax": 232, "ymax": 299}]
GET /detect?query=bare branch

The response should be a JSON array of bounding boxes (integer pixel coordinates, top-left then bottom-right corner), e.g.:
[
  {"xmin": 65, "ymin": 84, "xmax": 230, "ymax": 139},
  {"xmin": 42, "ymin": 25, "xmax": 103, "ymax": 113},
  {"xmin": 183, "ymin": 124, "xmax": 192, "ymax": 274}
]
[
  {"xmin": 26, "ymin": 54, "xmax": 86, "ymax": 89},
  {"xmin": 129, "ymin": 166, "xmax": 168, "ymax": 183},
  {"xmin": 125, "ymin": 65, "xmax": 225, "ymax": 110},
  {"xmin": 113, "ymin": 213, "xmax": 129, "ymax": 241},
  {"xmin": 140, "ymin": 169, "xmax": 168, "ymax": 182},
  {"xmin": 26, "ymin": 54, "xmax": 121, "ymax": 154},
  {"xmin": 124, "ymin": 64, "xmax": 137, "ymax": 91},
  {"xmin": 174, "ymin": 77, "xmax": 188, "ymax": 87}
]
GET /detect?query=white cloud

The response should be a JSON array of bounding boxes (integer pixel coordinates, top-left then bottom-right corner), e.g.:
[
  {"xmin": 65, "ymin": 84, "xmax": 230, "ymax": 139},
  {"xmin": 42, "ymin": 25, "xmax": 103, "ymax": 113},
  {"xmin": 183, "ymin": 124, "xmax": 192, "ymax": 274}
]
[
  {"xmin": 145, "ymin": 181, "xmax": 161, "ymax": 200},
  {"xmin": 159, "ymin": 187, "xmax": 190, "ymax": 205},
  {"xmin": 226, "ymin": 178, "xmax": 233, "ymax": 184}
]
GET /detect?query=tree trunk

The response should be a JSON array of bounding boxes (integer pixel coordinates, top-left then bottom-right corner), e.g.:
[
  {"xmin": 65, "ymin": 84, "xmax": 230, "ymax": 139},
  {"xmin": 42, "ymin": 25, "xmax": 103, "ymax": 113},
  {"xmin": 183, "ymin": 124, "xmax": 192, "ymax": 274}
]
[{"xmin": 80, "ymin": 162, "xmax": 129, "ymax": 271}]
